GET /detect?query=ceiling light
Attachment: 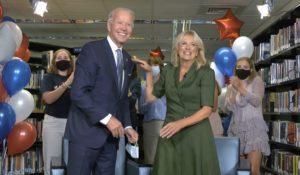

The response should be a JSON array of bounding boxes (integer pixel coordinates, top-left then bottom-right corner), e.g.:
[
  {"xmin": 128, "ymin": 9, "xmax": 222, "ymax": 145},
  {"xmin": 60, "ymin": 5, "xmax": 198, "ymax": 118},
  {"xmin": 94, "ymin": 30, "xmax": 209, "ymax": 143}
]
[
  {"xmin": 31, "ymin": 0, "xmax": 48, "ymax": 17},
  {"xmin": 257, "ymin": 0, "xmax": 273, "ymax": 19}
]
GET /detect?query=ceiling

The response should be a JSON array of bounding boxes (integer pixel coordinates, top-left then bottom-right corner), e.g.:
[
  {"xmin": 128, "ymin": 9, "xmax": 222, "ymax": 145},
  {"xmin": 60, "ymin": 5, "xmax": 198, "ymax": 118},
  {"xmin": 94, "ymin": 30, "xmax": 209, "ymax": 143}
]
[{"xmin": 2, "ymin": 0, "xmax": 300, "ymax": 61}]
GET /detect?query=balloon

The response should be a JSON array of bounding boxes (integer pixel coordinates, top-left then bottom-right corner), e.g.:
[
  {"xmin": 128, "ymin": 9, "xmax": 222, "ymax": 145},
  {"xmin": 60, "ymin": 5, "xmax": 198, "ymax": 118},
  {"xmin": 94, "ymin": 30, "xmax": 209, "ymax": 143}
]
[
  {"xmin": 0, "ymin": 22, "xmax": 17, "ymax": 63},
  {"xmin": 218, "ymin": 87, "xmax": 228, "ymax": 113},
  {"xmin": 2, "ymin": 21, "xmax": 22, "ymax": 49},
  {"xmin": 0, "ymin": 102, "xmax": 16, "ymax": 141},
  {"xmin": 0, "ymin": 76, "xmax": 8, "ymax": 102},
  {"xmin": 7, "ymin": 121, "xmax": 37, "ymax": 155},
  {"xmin": 8, "ymin": 89, "xmax": 34, "ymax": 123},
  {"xmin": 2, "ymin": 59, "xmax": 31, "ymax": 96},
  {"xmin": 214, "ymin": 9, "xmax": 244, "ymax": 40},
  {"xmin": 0, "ymin": 2, "xmax": 3, "ymax": 22},
  {"xmin": 210, "ymin": 62, "xmax": 225, "ymax": 88},
  {"xmin": 214, "ymin": 47, "xmax": 237, "ymax": 76},
  {"xmin": 23, "ymin": 49, "xmax": 31, "ymax": 62},
  {"xmin": 14, "ymin": 33, "xmax": 30, "ymax": 62},
  {"xmin": 232, "ymin": 36, "xmax": 254, "ymax": 59},
  {"xmin": 2, "ymin": 16, "xmax": 16, "ymax": 23}
]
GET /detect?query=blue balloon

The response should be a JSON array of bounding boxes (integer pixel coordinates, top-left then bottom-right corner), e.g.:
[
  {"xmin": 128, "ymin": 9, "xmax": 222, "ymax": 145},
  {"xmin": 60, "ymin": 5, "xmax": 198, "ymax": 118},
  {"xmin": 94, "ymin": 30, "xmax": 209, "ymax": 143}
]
[
  {"xmin": 0, "ymin": 102, "xmax": 16, "ymax": 141},
  {"xmin": 214, "ymin": 47, "xmax": 237, "ymax": 76},
  {"xmin": 2, "ymin": 16, "xmax": 16, "ymax": 23},
  {"xmin": 2, "ymin": 59, "xmax": 31, "ymax": 96}
]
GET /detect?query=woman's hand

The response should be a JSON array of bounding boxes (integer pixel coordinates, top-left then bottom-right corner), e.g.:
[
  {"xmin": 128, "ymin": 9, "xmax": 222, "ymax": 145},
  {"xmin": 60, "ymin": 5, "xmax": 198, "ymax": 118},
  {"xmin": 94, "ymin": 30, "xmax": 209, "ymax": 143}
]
[
  {"xmin": 160, "ymin": 120, "xmax": 184, "ymax": 139},
  {"xmin": 132, "ymin": 56, "xmax": 151, "ymax": 72},
  {"xmin": 230, "ymin": 76, "xmax": 247, "ymax": 96},
  {"xmin": 230, "ymin": 76, "xmax": 241, "ymax": 90},
  {"xmin": 65, "ymin": 72, "xmax": 74, "ymax": 87}
]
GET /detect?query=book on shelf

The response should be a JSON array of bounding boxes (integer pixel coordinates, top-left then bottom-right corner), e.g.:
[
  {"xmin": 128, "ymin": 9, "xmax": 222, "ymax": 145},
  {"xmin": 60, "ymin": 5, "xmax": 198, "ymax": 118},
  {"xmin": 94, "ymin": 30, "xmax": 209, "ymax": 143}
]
[{"xmin": 294, "ymin": 18, "xmax": 300, "ymax": 44}]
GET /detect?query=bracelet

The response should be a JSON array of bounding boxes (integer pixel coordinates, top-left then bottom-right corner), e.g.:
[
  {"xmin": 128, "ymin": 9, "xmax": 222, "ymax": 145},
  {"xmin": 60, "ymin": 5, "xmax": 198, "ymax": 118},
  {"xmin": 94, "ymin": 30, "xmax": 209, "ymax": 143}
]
[{"xmin": 61, "ymin": 82, "xmax": 68, "ymax": 89}]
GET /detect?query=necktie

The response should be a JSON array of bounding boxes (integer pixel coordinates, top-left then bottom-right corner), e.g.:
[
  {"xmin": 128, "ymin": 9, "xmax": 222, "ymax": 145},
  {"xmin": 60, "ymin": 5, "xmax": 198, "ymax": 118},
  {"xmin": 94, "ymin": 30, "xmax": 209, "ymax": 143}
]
[{"xmin": 116, "ymin": 49, "xmax": 123, "ymax": 94}]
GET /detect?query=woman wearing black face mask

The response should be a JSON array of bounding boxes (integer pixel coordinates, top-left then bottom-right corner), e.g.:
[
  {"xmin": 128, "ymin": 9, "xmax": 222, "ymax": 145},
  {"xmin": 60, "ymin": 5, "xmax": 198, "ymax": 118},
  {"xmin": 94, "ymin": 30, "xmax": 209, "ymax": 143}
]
[
  {"xmin": 40, "ymin": 48, "xmax": 75, "ymax": 175},
  {"xmin": 225, "ymin": 57, "xmax": 270, "ymax": 175}
]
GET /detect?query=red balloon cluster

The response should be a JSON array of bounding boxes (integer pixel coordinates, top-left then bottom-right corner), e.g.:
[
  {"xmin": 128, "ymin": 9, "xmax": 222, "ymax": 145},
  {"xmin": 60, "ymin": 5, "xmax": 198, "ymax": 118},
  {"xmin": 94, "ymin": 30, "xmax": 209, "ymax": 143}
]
[
  {"xmin": 214, "ymin": 9, "xmax": 244, "ymax": 41},
  {"xmin": 7, "ymin": 122, "xmax": 37, "ymax": 156}
]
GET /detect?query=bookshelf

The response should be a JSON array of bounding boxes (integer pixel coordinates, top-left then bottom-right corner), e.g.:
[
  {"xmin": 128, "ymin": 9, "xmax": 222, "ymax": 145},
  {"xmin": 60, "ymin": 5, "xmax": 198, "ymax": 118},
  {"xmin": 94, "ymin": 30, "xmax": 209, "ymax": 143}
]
[
  {"xmin": 0, "ymin": 57, "xmax": 45, "ymax": 175},
  {"xmin": 253, "ymin": 5, "xmax": 300, "ymax": 174}
]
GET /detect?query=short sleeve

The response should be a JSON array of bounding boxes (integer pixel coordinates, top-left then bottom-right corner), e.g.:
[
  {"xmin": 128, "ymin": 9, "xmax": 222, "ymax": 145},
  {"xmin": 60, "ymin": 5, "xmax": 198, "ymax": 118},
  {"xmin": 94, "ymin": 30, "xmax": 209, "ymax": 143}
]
[
  {"xmin": 152, "ymin": 65, "xmax": 168, "ymax": 98},
  {"xmin": 40, "ymin": 74, "xmax": 55, "ymax": 94},
  {"xmin": 200, "ymin": 67, "xmax": 215, "ymax": 107}
]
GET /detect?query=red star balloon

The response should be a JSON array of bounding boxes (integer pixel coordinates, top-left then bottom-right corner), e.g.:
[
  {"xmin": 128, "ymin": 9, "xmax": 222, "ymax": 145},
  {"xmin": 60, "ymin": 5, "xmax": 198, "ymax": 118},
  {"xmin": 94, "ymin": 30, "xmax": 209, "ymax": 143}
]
[{"xmin": 214, "ymin": 9, "xmax": 244, "ymax": 41}]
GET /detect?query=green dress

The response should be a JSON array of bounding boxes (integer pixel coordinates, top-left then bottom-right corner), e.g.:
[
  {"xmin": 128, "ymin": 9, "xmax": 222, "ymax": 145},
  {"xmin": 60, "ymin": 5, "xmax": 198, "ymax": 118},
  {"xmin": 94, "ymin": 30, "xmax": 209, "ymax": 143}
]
[{"xmin": 152, "ymin": 63, "xmax": 221, "ymax": 175}]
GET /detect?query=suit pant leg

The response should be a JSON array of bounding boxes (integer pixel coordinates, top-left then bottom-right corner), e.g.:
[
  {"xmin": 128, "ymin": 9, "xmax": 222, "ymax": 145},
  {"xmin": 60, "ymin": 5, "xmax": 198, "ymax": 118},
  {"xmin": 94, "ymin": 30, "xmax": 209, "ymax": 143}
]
[
  {"xmin": 67, "ymin": 141, "xmax": 117, "ymax": 175},
  {"xmin": 93, "ymin": 141, "xmax": 118, "ymax": 175},
  {"xmin": 114, "ymin": 137, "xmax": 125, "ymax": 175}
]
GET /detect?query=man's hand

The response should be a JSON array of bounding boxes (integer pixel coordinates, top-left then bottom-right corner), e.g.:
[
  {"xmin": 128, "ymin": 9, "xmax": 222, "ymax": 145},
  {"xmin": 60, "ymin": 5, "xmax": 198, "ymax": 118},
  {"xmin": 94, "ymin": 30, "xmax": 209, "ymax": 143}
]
[
  {"xmin": 106, "ymin": 116, "xmax": 124, "ymax": 138},
  {"xmin": 125, "ymin": 128, "xmax": 139, "ymax": 143}
]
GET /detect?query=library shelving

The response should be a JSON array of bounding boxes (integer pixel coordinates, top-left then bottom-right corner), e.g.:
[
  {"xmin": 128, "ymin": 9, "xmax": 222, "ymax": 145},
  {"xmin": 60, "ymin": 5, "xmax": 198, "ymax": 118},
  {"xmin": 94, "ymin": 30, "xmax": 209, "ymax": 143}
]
[{"xmin": 253, "ymin": 5, "xmax": 300, "ymax": 175}]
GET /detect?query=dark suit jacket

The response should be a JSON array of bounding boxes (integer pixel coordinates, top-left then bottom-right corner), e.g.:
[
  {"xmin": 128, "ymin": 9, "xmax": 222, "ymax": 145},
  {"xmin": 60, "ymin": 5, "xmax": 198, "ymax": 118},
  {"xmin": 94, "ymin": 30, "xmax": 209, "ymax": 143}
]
[{"xmin": 65, "ymin": 38, "xmax": 134, "ymax": 148}]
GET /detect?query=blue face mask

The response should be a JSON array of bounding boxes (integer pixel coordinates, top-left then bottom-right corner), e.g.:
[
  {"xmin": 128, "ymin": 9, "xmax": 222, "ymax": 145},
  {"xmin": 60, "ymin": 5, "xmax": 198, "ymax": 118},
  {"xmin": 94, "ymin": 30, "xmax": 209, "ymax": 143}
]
[{"xmin": 151, "ymin": 66, "xmax": 160, "ymax": 77}]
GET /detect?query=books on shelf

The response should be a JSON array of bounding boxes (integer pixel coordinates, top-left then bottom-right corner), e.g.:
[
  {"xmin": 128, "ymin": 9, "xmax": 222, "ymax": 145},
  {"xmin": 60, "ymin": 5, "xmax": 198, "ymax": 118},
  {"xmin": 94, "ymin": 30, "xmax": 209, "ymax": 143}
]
[
  {"xmin": 262, "ymin": 149, "xmax": 300, "ymax": 175},
  {"xmin": 269, "ymin": 121, "xmax": 300, "ymax": 147},
  {"xmin": 25, "ymin": 69, "xmax": 45, "ymax": 90},
  {"xmin": 254, "ymin": 18, "xmax": 300, "ymax": 63},
  {"xmin": 264, "ymin": 88, "xmax": 300, "ymax": 113},
  {"xmin": 258, "ymin": 56, "xmax": 299, "ymax": 85}
]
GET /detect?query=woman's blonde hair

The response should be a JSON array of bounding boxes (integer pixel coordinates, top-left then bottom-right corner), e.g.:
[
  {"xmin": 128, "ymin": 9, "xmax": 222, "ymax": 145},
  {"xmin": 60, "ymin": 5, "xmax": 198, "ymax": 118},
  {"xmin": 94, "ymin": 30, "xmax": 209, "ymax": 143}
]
[
  {"xmin": 234, "ymin": 57, "xmax": 257, "ymax": 82},
  {"xmin": 171, "ymin": 30, "xmax": 207, "ymax": 69},
  {"xmin": 48, "ymin": 49, "xmax": 74, "ymax": 75}
]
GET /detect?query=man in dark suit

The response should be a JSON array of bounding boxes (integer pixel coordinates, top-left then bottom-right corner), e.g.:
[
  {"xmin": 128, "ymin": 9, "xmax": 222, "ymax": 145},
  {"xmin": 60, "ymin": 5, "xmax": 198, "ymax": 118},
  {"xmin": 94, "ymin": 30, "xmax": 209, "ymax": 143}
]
[{"xmin": 64, "ymin": 7, "xmax": 138, "ymax": 175}]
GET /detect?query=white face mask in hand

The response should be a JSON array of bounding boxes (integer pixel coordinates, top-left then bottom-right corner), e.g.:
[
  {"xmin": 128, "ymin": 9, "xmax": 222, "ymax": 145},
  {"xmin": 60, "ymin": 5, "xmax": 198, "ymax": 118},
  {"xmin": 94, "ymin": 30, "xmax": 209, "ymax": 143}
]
[
  {"xmin": 151, "ymin": 66, "xmax": 160, "ymax": 77},
  {"xmin": 126, "ymin": 143, "xmax": 139, "ymax": 159}
]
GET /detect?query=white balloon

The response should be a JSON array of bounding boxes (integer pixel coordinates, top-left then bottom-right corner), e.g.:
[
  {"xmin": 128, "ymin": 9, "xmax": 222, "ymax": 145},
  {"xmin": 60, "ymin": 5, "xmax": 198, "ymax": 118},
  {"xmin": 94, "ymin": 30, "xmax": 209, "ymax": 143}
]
[
  {"xmin": 3, "ymin": 21, "xmax": 23, "ymax": 49},
  {"xmin": 232, "ymin": 36, "xmax": 254, "ymax": 59},
  {"xmin": 8, "ymin": 89, "xmax": 35, "ymax": 123},
  {"xmin": 0, "ymin": 23, "xmax": 17, "ymax": 63},
  {"xmin": 218, "ymin": 87, "xmax": 228, "ymax": 113},
  {"xmin": 210, "ymin": 62, "xmax": 225, "ymax": 88}
]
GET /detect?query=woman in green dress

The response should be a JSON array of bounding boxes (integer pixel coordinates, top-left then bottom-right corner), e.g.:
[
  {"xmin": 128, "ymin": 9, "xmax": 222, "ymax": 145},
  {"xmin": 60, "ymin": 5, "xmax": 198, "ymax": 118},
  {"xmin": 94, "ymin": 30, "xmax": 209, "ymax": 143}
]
[{"xmin": 133, "ymin": 30, "xmax": 220, "ymax": 175}]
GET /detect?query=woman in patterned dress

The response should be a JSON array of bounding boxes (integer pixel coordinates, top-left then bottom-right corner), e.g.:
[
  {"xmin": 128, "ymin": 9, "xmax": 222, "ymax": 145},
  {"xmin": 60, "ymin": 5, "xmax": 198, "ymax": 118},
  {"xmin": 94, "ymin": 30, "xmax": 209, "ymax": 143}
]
[{"xmin": 225, "ymin": 57, "xmax": 270, "ymax": 175}]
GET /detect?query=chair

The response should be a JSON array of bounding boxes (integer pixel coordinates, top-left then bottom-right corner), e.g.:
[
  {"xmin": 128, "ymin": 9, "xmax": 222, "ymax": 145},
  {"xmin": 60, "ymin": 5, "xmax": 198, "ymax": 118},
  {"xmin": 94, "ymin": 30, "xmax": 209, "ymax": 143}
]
[
  {"xmin": 214, "ymin": 136, "xmax": 251, "ymax": 175},
  {"xmin": 50, "ymin": 137, "xmax": 68, "ymax": 175}
]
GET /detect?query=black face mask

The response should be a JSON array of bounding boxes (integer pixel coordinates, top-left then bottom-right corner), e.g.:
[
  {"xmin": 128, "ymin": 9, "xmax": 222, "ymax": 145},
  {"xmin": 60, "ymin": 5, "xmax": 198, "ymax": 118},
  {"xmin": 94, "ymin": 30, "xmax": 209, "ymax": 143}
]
[
  {"xmin": 235, "ymin": 69, "xmax": 251, "ymax": 80},
  {"xmin": 56, "ymin": 60, "xmax": 70, "ymax": 71}
]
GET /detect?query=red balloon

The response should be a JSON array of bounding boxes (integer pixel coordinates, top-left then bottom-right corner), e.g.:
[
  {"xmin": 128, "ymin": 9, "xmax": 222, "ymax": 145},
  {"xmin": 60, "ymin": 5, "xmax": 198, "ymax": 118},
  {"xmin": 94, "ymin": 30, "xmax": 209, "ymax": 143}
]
[
  {"xmin": 0, "ymin": 76, "xmax": 8, "ymax": 102},
  {"xmin": 14, "ymin": 33, "xmax": 30, "ymax": 62},
  {"xmin": 0, "ymin": 1, "xmax": 3, "ymax": 22},
  {"xmin": 214, "ymin": 9, "xmax": 244, "ymax": 41},
  {"xmin": 7, "ymin": 122, "xmax": 37, "ymax": 155},
  {"xmin": 23, "ymin": 49, "xmax": 31, "ymax": 62}
]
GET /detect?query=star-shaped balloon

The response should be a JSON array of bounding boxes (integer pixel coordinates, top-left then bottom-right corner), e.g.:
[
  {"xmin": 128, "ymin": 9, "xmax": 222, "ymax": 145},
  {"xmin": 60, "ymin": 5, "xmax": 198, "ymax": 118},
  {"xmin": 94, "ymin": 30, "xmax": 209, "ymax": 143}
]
[{"xmin": 214, "ymin": 9, "xmax": 244, "ymax": 40}]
